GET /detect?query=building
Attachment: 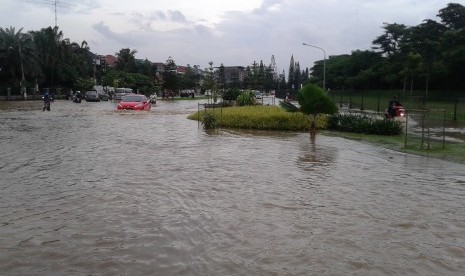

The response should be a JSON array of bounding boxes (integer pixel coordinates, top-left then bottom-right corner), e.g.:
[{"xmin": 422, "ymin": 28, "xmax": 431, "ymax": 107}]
[{"xmin": 222, "ymin": 66, "xmax": 246, "ymax": 84}]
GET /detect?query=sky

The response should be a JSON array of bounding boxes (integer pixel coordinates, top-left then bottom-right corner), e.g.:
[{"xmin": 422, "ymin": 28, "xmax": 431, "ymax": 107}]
[{"xmin": 0, "ymin": 0, "xmax": 456, "ymax": 75}]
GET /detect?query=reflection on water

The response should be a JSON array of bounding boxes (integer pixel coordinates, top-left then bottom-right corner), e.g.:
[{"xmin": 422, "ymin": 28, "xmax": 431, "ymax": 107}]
[{"xmin": 1, "ymin": 100, "xmax": 465, "ymax": 275}]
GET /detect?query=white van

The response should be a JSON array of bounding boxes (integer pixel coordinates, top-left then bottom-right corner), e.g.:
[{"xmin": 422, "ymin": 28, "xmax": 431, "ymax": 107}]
[{"xmin": 114, "ymin": 88, "xmax": 133, "ymax": 100}]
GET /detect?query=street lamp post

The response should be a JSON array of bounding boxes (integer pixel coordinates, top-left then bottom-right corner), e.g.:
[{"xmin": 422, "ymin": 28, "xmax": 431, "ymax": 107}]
[{"xmin": 302, "ymin": 42, "xmax": 326, "ymax": 91}]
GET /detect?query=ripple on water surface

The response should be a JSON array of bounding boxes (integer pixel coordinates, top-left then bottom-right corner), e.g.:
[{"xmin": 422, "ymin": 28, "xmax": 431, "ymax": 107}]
[{"xmin": 0, "ymin": 100, "xmax": 465, "ymax": 275}]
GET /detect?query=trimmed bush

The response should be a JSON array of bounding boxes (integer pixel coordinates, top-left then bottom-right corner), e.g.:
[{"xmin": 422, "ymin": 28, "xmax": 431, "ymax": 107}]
[
  {"xmin": 188, "ymin": 106, "xmax": 328, "ymax": 131},
  {"xmin": 327, "ymin": 114, "xmax": 403, "ymax": 135}
]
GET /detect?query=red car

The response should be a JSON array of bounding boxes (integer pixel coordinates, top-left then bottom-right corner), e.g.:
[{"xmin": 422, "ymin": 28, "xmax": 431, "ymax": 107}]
[{"xmin": 117, "ymin": 94, "xmax": 151, "ymax": 111}]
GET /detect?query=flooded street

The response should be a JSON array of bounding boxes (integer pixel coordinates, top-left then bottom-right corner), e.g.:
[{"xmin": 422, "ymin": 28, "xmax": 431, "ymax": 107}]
[{"xmin": 1, "ymin": 99, "xmax": 465, "ymax": 275}]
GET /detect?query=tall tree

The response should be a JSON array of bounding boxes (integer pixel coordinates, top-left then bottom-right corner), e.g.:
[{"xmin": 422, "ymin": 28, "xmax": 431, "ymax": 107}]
[
  {"xmin": 116, "ymin": 48, "xmax": 137, "ymax": 73},
  {"xmin": 288, "ymin": 55, "xmax": 295, "ymax": 90},
  {"xmin": 162, "ymin": 56, "xmax": 178, "ymax": 95},
  {"xmin": 437, "ymin": 3, "xmax": 465, "ymax": 30},
  {"xmin": 0, "ymin": 27, "xmax": 35, "ymax": 88},
  {"xmin": 406, "ymin": 19, "xmax": 446, "ymax": 92},
  {"xmin": 372, "ymin": 23, "xmax": 408, "ymax": 58},
  {"xmin": 31, "ymin": 26, "xmax": 65, "ymax": 88}
]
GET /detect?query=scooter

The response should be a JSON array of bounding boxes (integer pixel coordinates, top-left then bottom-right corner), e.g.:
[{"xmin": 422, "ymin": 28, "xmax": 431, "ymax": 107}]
[{"xmin": 384, "ymin": 104, "xmax": 405, "ymax": 121}]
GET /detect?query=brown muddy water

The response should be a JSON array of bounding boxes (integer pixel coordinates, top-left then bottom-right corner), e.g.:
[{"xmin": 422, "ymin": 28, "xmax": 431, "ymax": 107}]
[{"xmin": 1, "ymin": 99, "xmax": 465, "ymax": 276}]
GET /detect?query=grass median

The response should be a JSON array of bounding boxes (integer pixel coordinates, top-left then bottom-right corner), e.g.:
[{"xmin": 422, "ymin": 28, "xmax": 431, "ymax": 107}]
[{"xmin": 188, "ymin": 105, "xmax": 465, "ymax": 164}]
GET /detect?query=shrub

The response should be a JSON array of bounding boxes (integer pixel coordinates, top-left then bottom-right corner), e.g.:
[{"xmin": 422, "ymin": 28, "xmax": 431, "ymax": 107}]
[
  {"xmin": 223, "ymin": 88, "xmax": 242, "ymax": 101},
  {"xmin": 236, "ymin": 90, "xmax": 255, "ymax": 106},
  {"xmin": 188, "ymin": 106, "xmax": 328, "ymax": 131},
  {"xmin": 327, "ymin": 114, "xmax": 403, "ymax": 135},
  {"xmin": 202, "ymin": 113, "xmax": 217, "ymax": 129}
]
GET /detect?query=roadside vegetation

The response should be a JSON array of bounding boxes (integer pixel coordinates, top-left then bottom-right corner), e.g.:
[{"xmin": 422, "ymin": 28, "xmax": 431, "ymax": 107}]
[
  {"xmin": 2, "ymin": 3, "xmax": 464, "ymax": 104},
  {"xmin": 325, "ymin": 130, "xmax": 465, "ymax": 164},
  {"xmin": 188, "ymin": 105, "xmax": 326, "ymax": 131}
]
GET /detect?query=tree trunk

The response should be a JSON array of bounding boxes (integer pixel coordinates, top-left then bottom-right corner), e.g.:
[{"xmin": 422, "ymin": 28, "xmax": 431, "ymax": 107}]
[{"xmin": 310, "ymin": 114, "xmax": 317, "ymax": 139}]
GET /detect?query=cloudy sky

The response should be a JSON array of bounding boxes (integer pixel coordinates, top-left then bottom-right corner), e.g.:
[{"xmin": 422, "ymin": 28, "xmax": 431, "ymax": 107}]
[{"xmin": 1, "ymin": 0, "xmax": 454, "ymax": 74}]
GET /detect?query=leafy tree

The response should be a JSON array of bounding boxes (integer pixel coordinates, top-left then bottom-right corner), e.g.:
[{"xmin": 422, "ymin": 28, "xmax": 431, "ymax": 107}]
[
  {"xmin": 405, "ymin": 19, "xmax": 446, "ymax": 92},
  {"xmin": 288, "ymin": 55, "xmax": 295, "ymax": 90},
  {"xmin": 441, "ymin": 28, "xmax": 465, "ymax": 89},
  {"xmin": 130, "ymin": 72, "xmax": 155, "ymax": 94},
  {"xmin": 74, "ymin": 77, "xmax": 94, "ymax": 91},
  {"xmin": 218, "ymin": 63, "xmax": 226, "ymax": 90},
  {"xmin": 297, "ymin": 84, "xmax": 338, "ymax": 138},
  {"xmin": 116, "ymin": 48, "xmax": 137, "ymax": 73},
  {"xmin": 31, "ymin": 27, "xmax": 62, "ymax": 88},
  {"xmin": 372, "ymin": 23, "xmax": 408, "ymax": 58},
  {"xmin": 438, "ymin": 3, "xmax": 465, "ymax": 30},
  {"xmin": 179, "ymin": 65, "xmax": 198, "ymax": 91},
  {"xmin": 162, "ymin": 56, "xmax": 178, "ymax": 95},
  {"xmin": 0, "ymin": 27, "xmax": 36, "ymax": 89}
]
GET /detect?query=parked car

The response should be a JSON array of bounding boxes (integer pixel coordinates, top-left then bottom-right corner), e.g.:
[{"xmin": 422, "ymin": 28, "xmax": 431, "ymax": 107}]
[
  {"xmin": 98, "ymin": 91, "xmax": 109, "ymax": 101},
  {"xmin": 117, "ymin": 94, "xmax": 151, "ymax": 111},
  {"xmin": 253, "ymin": 90, "xmax": 263, "ymax": 99},
  {"xmin": 114, "ymin": 88, "xmax": 133, "ymax": 100},
  {"xmin": 85, "ymin": 90, "xmax": 100, "ymax": 102}
]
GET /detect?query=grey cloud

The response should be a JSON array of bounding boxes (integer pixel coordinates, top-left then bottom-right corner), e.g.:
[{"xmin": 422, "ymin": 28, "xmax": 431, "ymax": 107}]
[
  {"xmin": 92, "ymin": 21, "xmax": 134, "ymax": 45},
  {"xmin": 167, "ymin": 10, "xmax": 188, "ymax": 23}
]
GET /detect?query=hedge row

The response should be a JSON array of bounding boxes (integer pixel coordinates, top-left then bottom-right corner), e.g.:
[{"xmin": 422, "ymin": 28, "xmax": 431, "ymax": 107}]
[{"xmin": 327, "ymin": 114, "xmax": 403, "ymax": 135}]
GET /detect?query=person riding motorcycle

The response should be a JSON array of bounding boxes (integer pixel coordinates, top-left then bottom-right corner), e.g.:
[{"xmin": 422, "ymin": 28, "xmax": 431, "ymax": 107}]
[
  {"xmin": 73, "ymin": 91, "xmax": 82, "ymax": 103},
  {"xmin": 43, "ymin": 92, "xmax": 51, "ymax": 111},
  {"xmin": 387, "ymin": 96, "xmax": 401, "ymax": 117}
]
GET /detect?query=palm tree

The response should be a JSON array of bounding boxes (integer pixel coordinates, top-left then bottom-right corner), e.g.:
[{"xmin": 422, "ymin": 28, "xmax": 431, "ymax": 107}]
[
  {"xmin": 297, "ymin": 84, "xmax": 338, "ymax": 139},
  {"xmin": 0, "ymin": 27, "xmax": 28, "ymax": 84},
  {"xmin": 31, "ymin": 26, "xmax": 66, "ymax": 88}
]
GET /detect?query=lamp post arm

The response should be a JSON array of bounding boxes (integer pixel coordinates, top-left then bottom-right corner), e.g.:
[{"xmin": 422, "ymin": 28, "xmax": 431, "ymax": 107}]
[{"xmin": 302, "ymin": 42, "xmax": 326, "ymax": 91}]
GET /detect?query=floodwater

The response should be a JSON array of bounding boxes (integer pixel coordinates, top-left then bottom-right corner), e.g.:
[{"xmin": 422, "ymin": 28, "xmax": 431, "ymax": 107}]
[{"xmin": 1, "ymin": 99, "xmax": 465, "ymax": 276}]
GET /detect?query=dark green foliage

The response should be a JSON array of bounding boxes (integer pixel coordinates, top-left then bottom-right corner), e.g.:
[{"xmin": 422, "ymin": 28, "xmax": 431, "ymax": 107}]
[
  {"xmin": 202, "ymin": 113, "xmax": 217, "ymax": 129},
  {"xmin": 74, "ymin": 77, "xmax": 94, "ymax": 91},
  {"xmin": 297, "ymin": 84, "xmax": 338, "ymax": 116},
  {"xmin": 327, "ymin": 114, "xmax": 403, "ymax": 135},
  {"xmin": 223, "ymin": 88, "xmax": 241, "ymax": 101},
  {"xmin": 236, "ymin": 90, "xmax": 255, "ymax": 106}
]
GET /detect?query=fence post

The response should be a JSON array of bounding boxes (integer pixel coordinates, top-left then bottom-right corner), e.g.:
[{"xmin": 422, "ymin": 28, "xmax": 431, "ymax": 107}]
[
  {"xmin": 349, "ymin": 90, "xmax": 352, "ymax": 109},
  {"xmin": 361, "ymin": 91, "xmax": 364, "ymax": 111},
  {"xmin": 443, "ymin": 109, "xmax": 446, "ymax": 149},
  {"xmin": 404, "ymin": 109, "xmax": 408, "ymax": 148},
  {"xmin": 453, "ymin": 97, "xmax": 458, "ymax": 121}
]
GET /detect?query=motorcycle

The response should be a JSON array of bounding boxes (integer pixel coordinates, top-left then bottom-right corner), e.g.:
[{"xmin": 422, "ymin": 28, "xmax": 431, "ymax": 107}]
[
  {"xmin": 42, "ymin": 102, "xmax": 50, "ymax": 111},
  {"xmin": 149, "ymin": 94, "xmax": 157, "ymax": 104},
  {"xmin": 384, "ymin": 104, "xmax": 405, "ymax": 121},
  {"xmin": 42, "ymin": 97, "xmax": 51, "ymax": 111},
  {"xmin": 73, "ymin": 92, "xmax": 82, "ymax": 103}
]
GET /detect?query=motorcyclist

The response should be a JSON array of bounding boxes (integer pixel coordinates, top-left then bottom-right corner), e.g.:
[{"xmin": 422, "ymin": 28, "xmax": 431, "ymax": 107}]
[
  {"xmin": 43, "ymin": 92, "xmax": 51, "ymax": 111},
  {"xmin": 387, "ymin": 96, "xmax": 401, "ymax": 117},
  {"xmin": 74, "ymin": 91, "xmax": 82, "ymax": 102}
]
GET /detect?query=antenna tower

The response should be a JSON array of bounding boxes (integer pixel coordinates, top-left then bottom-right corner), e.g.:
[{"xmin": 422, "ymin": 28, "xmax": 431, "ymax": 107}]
[{"xmin": 27, "ymin": 0, "xmax": 75, "ymax": 27}]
